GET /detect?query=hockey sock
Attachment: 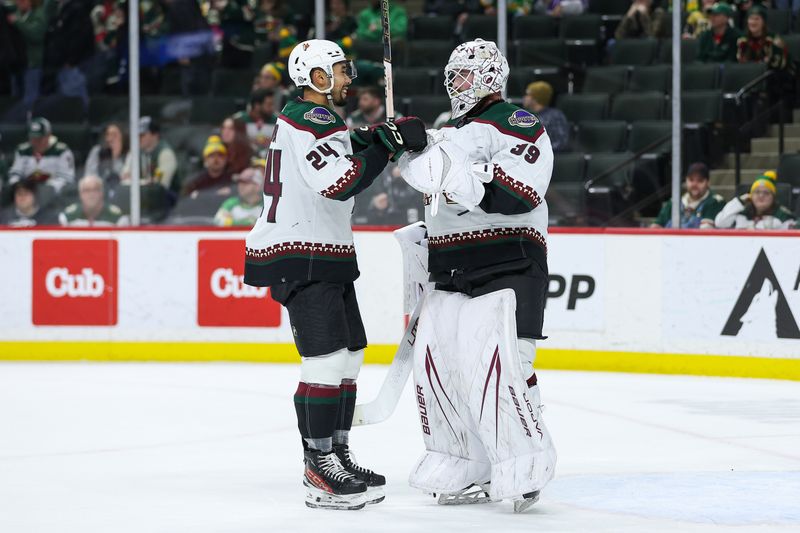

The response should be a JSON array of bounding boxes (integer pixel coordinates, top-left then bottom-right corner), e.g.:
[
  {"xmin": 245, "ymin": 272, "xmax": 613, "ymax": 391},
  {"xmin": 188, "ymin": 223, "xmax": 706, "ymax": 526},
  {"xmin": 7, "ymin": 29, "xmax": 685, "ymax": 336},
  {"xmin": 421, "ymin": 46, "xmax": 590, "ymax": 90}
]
[
  {"xmin": 334, "ymin": 380, "xmax": 357, "ymax": 446},
  {"xmin": 294, "ymin": 382, "xmax": 341, "ymax": 452}
]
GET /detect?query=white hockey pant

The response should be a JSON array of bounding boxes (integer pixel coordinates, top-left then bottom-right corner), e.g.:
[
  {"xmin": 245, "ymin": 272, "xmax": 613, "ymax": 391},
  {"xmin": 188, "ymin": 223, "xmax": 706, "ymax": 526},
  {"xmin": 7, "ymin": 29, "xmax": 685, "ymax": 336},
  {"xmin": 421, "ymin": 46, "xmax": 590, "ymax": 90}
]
[{"xmin": 408, "ymin": 289, "xmax": 556, "ymax": 501}]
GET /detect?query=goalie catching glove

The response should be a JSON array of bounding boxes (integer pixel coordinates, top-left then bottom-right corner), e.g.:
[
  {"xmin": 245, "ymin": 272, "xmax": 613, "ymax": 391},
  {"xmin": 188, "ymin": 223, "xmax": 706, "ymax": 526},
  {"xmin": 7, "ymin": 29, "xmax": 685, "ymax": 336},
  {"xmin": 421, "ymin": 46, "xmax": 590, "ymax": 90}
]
[{"xmin": 374, "ymin": 117, "xmax": 428, "ymax": 161}]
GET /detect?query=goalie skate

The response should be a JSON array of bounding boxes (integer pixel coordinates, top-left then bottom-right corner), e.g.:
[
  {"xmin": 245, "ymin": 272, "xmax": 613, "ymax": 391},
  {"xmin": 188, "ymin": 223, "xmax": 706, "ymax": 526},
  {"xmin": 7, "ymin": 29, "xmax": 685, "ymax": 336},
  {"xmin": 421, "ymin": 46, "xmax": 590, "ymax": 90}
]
[
  {"xmin": 513, "ymin": 490, "xmax": 541, "ymax": 513},
  {"xmin": 436, "ymin": 483, "xmax": 493, "ymax": 506},
  {"xmin": 302, "ymin": 449, "xmax": 367, "ymax": 510}
]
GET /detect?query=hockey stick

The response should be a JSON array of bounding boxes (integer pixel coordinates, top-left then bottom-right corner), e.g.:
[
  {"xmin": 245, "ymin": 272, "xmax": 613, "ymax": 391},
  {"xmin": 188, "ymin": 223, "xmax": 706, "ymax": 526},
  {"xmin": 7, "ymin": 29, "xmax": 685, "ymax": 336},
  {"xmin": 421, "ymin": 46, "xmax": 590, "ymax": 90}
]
[
  {"xmin": 352, "ymin": 300, "xmax": 422, "ymax": 426},
  {"xmin": 380, "ymin": 0, "xmax": 395, "ymax": 122}
]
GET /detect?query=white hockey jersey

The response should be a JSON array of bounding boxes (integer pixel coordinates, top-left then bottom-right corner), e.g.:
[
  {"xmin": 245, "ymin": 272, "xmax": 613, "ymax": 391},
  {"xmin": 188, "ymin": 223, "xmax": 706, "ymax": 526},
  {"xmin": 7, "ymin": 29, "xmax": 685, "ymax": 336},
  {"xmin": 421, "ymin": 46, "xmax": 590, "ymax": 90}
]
[
  {"xmin": 243, "ymin": 99, "xmax": 391, "ymax": 287},
  {"xmin": 418, "ymin": 100, "xmax": 553, "ymax": 276}
]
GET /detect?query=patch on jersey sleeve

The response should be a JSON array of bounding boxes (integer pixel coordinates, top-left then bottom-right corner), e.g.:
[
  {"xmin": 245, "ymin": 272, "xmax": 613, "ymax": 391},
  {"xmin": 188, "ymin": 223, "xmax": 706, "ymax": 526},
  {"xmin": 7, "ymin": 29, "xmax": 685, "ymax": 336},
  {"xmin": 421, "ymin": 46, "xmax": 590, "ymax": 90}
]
[
  {"xmin": 507, "ymin": 109, "xmax": 539, "ymax": 128},
  {"xmin": 303, "ymin": 106, "xmax": 337, "ymax": 125}
]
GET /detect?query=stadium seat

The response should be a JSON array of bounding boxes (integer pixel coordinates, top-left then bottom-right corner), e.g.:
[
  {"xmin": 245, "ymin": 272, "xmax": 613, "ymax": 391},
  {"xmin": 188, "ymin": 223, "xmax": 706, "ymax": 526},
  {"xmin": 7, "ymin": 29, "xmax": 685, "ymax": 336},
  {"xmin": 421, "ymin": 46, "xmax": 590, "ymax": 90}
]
[
  {"xmin": 582, "ymin": 66, "xmax": 628, "ymax": 94},
  {"xmin": 507, "ymin": 67, "xmax": 567, "ymax": 97},
  {"xmin": 111, "ymin": 183, "xmax": 171, "ymax": 223},
  {"xmin": 566, "ymin": 40, "xmax": 601, "ymax": 67},
  {"xmin": 628, "ymin": 121, "xmax": 672, "ymax": 154},
  {"xmin": 682, "ymin": 63, "xmax": 719, "ymax": 91},
  {"xmin": 784, "ymin": 35, "xmax": 800, "ymax": 63},
  {"xmin": 588, "ymin": 0, "xmax": 630, "ymax": 15},
  {"xmin": 404, "ymin": 40, "xmax": 454, "ymax": 67},
  {"xmin": 0, "ymin": 123, "xmax": 30, "ymax": 151},
  {"xmin": 514, "ymin": 39, "xmax": 568, "ymax": 67},
  {"xmin": 411, "ymin": 15, "xmax": 456, "ymax": 40},
  {"xmin": 767, "ymin": 9, "xmax": 793, "ymax": 35},
  {"xmin": 392, "ymin": 68, "xmax": 436, "ymax": 96},
  {"xmin": 576, "ymin": 121, "xmax": 627, "ymax": 152},
  {"xmin": 610, "ymin": 92, "xmax": 664, "ymax": 121},
  {"xmin": 32, "ymin": 96, "xmax": 86, "ymax": 123},
  {"xmin": 189, "ymin": 98, "xmax": 243, "ymax": 125},
  {"xmin": 513, "ymin": 16, "xmax": 559, "ymax": 39},
  {"xmin": 463, "ymin": 15, "xmax": 498, "ymax": 41},
  {"xmin": 212, "ymin": 69, "xmax": 256, "ymax": 98},
  {"xmin": 559, "ymin": 14, "xmax": 602, "ymax": 39},
  {"xmin": 88, "ymin": 96, "xmax": 128, "ymax": 126},
  {"xmin": 610, "ymin": 39, "xmax": 658, "ymax": 66},
  {"xmin": 587, "ymin": 152, "xmax": 633, "ymax": 189},
  {"xmin": 405, "ymin": 96, "xmax": 451, "ymax": 125},
  {"xmin": 251, "ymin": 44, "xmax": 273, "ymax": 70},
  {"xmin": 53, "ymin": 124, "xmax": 91, "ymax": 164},
  {"xmin": 720, "ymin": 63, "xmax": 767, "ymax": 93},
  {"xmin": 682, "ymin": 91, "xmax": 722, "ymax": 123},
  {"xmin": 353, "ymin": 40, "xmax": 385, "ymax": 63},
  {"xmin": 778, "ymin": 154, "xmax": 800, "ymax": 188},
  {"xmin": 628, "ymin": 65, "xmax": 671, "ymax": 93},
  {"xmin": 658, "ymin": 39, "xmax": 699, "ymax": 63},
  {"xmin": 557, "ymin": 93, "xmax": 609, "ymax": 122},
  {"xmin": 548, "ymin": 152, "xmax": 587, "ymax": 222},
  {"xmin": 552, "ymin": 152, "xmax": 586, "ymax": 183},
  {"xmin": 159, "ymin": 67, "xmax": 184, "ymax": 95}
]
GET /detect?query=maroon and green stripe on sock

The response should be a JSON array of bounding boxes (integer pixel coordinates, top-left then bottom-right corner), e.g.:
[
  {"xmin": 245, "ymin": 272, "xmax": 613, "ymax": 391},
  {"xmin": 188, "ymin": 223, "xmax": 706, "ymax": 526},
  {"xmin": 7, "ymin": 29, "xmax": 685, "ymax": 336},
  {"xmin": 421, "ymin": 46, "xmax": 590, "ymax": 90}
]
[{"xmin": 294, "ymin": 382, "xmax": 341, "ymax": 442}]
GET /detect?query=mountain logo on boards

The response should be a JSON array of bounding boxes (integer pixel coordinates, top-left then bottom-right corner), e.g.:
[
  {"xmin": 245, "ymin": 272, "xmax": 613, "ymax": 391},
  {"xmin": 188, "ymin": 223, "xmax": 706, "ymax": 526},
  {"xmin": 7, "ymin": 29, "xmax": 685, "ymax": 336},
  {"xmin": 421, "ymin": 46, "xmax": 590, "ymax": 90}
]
[{"xmin": 721, "ymin": 248, "xmax": 800, "ymax": 340}]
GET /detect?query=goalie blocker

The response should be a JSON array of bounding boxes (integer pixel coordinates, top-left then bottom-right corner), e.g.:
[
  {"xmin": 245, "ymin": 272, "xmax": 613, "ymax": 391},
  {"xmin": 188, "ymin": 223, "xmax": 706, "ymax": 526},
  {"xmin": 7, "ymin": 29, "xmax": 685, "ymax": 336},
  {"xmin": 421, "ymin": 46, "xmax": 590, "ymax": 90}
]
[{"xmin": 409, "ymin": 288, "xmax": 556, "ymax": 505}]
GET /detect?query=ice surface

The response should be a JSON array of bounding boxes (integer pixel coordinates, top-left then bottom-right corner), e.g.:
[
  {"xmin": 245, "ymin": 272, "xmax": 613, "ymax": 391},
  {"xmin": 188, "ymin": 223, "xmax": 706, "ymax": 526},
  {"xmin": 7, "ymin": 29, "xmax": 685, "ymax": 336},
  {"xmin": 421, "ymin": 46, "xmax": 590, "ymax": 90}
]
[{"xmin": 0, "ymin": 363, "xmax": 799, "ymax": 533}]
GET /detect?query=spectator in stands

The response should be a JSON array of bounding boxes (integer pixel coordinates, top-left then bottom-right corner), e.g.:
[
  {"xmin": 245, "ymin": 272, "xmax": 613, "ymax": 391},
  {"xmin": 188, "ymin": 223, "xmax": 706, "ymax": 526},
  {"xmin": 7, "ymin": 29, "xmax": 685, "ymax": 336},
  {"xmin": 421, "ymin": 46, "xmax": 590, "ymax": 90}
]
[
  {"xmin": 650, "ymin": 162, "xmax": 726, "ymax": 228},
  {"xmin": 533, "ymin": 0, "xmax": 587, "ymax": 16},
  {"xmin": 182, "ymin": 137, "xmax": 234, "ymax": 196},
  {"xmin": 121, "ymin": 116, "xmax": 178, "ymax": 190},
  {"xmin": 697, "ymin": 2, "xmax": 741, "ymax": 62},
  {"xmin": 254, "ymin": 61, "xmax": 289, "ymax": 108},
  {"xmin": 59, "ymin": 174, "xmax": 128, "ymax": 226},
  {"xmin": 214, "ymin": 166, "xmax": 264, "ymax": 227},
  {"xmin": 683, "ymin": 0, "xmax": 716, "ymax": 38},
  {"xmin": 8, "ymin": 117, "xmax": 75, "ymax": 194},
  {"xmin": 327, "ymin": 0, "xmax": 357, "ymax": 42},
  {"xmin": 232, "ymin": 88, "xmax": 278, "ymax": 151},
  {"xmin": 0, "ymin": 179, "xmax": 58, "ymax": 227},
  {"xmin": 523, "ymin": 81, "xmax": 569, "ymax": 153},
  {"xmin": 253, "ymin": 0, "xmax": 287, "ymax": 46},
  {"xmin": 346, "ymin": 86, "xmax": 395, "ymax": 128},
  {"xmin": 42, "ymin": 0, "xmax": 95, "ymax": 105},
  {"xmin": 356, "ymin": 0, "xmax": 407, "ymax": 42},
  {"xmin": 424, "ymin": 0, "xmax": 485, "ymax": 15},
  {"xmin": 715, "ymin": 171, "xmax": 796, "ymax": 229},
  {"xmin": 85, "ymin": 122, "xmax": 129, "ymax": 188},
  {"xmin": 736, "ymin": 5, "xmax": 792, "ymax": 71},
  {"xmin": 7, "ymin": 0, "xmax": 47, "ymax": 107},
  {"xmin": 90, "ymin": 0, "xmax": 125, "ymax": 85},
  {"xmin": 615, "ymin": 0, "xmax": 670, "ymax": 39},
  {"xmin": 220, "ymin": 117, "xmax": 253, "ymax": 173}
]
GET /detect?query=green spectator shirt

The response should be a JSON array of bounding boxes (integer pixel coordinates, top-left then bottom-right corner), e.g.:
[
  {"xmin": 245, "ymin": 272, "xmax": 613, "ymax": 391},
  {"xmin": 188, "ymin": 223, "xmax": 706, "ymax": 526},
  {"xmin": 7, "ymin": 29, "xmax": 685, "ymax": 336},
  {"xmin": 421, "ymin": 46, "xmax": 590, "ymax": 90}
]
[
  {"xmin": 12, "ymin": 5, "xmax": 47, "ymax": 68},
  {"xmin": 356, "ymin": 5, "xmax": 407, "ymax": 42},
  {"xmin": 698, "ymin": 26, "xmax": 741, "ymax": 63},
  {"xmin": 214, "ymin": 196, "xmax": 262, "ymax": 227},
  {"xmin": 58, "ymin": 202, "xmax": 129, "ymax": 227},
  {"xmin": 654, "ymin": 190, "xmax": 726, "ymax": 228}
]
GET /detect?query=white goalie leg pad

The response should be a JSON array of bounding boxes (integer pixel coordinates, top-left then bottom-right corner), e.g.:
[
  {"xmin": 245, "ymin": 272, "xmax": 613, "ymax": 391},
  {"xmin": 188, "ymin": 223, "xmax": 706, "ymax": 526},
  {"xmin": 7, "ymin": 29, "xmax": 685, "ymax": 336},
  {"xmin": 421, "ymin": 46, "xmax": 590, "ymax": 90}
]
[
  {"xmin": 394, "ymin": 222, "xmax": 435, "ymax": 314},
  {"xmin": 300, "ymin": 348, "xmax": 349, "ymax": 386},
  {"xmin": 408, "ymin": 291, "xmax": 491, "ymax": 495},
  {"xmin": 518, "ymin": 338, "xmax": 537, "ymax": 381},
  {"xmin": 456, "ymin": 289, "xmax": 557, "ymax": 501}
]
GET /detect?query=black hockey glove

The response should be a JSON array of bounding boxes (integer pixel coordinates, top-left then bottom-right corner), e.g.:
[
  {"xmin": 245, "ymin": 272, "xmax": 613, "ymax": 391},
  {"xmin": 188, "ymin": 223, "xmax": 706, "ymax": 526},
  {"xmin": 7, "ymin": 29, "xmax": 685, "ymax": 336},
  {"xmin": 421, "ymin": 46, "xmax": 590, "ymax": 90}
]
[
  {"xmin": 374, "ymin": 117, "xmax": 428, "ymax": 161},
  {"xmin": 350, "ymin": 125, "xmax": 374, "ymax": 152}
]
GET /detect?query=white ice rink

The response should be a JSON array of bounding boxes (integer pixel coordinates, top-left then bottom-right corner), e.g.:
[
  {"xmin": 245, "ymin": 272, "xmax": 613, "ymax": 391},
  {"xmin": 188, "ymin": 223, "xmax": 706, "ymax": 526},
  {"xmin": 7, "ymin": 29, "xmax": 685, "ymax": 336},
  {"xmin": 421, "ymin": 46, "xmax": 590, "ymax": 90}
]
[{"xmin": 1, "ymin": 363, "xmax": 799, "ymax": 533}]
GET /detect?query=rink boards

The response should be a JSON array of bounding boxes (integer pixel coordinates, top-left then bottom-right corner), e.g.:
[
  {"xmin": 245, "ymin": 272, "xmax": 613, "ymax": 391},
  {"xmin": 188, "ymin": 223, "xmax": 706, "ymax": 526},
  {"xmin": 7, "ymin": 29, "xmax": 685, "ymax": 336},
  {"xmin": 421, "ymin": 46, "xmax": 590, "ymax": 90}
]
[{"xmin": 0, "ymin": 227, "xmax": 798, "ymax": 380}]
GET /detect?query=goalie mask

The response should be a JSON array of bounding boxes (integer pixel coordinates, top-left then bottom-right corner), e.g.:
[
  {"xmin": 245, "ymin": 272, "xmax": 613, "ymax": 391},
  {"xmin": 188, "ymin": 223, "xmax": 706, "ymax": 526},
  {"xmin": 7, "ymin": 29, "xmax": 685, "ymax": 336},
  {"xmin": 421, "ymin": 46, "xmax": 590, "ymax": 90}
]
[
  {"xmin": 444, "ymin": 39, "xmax": 509, "ymax": 120},
  {"xmin": 288, "ymin": 39, "xmax": 358, "ymax": 95}
]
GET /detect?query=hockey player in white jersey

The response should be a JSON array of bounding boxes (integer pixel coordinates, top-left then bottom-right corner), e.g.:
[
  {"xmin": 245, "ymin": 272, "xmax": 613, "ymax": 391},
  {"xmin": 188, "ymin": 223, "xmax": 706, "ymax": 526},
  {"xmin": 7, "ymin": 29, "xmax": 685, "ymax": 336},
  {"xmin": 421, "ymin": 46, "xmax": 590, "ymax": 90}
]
[
  {"xmin": 397, "ymin": 39, "xmax": 557, "ymax": 512},
  {"xmin": 243, "ymin": 39, "xmax": 427, "ymax": 510}
]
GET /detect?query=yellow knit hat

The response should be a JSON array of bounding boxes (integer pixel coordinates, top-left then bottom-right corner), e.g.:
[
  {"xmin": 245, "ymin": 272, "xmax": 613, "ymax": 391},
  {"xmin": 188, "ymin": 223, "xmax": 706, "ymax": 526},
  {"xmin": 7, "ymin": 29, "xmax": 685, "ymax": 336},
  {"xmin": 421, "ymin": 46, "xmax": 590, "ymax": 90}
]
[
  {"xmin": 750, "ymin": 170, "xmax": 777, "ymax": 195},
  {"xmin": 203, "ymin": 139, "xmax": 227, "ymax": 158},
  {"xmin": 525, "ymin": 81, "xmax": 554, "ymax": 107}
]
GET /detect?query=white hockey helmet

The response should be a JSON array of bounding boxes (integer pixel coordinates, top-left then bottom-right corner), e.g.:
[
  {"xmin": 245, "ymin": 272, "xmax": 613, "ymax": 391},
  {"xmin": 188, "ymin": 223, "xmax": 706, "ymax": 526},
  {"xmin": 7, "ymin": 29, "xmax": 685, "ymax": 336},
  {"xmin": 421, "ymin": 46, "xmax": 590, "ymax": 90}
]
[
  {"xmin": 288, "ymin": 39, "xmax": 357, "ymax": 94},
  {"xmin": 444, "ymin": 39, "xmax": 509, "ymax": 119}
]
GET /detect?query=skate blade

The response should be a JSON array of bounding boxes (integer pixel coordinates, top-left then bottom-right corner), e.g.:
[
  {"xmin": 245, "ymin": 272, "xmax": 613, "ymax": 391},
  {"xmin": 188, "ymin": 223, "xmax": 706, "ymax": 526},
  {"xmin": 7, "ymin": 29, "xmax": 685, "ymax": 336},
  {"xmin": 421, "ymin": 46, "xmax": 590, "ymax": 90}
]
[
  {"xmin": 513, "ymin": 492, "xmax": 540, "ymax": 513},
  {"xmin": 303, "ymin": 481, "xmax": 367, "ymax": 510},
  {"xmin": 366, "ymin": 486, "xmax": 385, "ymax": 505},
  {"xmin": 436, "ymin": 484, "xmax": 492, "ymax": 506}
]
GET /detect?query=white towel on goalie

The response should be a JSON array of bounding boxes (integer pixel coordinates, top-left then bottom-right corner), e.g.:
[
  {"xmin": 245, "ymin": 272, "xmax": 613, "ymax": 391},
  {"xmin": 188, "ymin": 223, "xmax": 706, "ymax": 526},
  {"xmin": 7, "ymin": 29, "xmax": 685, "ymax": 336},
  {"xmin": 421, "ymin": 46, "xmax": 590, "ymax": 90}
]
[{"xmin": 409, "ymin": 289, "xmax": 557, "ymax": 500}]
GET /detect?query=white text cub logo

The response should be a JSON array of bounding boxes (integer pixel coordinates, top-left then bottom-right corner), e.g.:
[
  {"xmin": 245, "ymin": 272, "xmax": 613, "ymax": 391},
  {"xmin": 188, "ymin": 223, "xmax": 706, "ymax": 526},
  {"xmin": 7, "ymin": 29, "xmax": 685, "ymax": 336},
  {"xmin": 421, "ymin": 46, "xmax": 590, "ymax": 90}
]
[
  {"xmin": 45, "ymin": 267, "xmax": 105, "ymax": 298},
  {"xmin": 211, "ymin": 268, "xmax": 267, "ymax": 298}
]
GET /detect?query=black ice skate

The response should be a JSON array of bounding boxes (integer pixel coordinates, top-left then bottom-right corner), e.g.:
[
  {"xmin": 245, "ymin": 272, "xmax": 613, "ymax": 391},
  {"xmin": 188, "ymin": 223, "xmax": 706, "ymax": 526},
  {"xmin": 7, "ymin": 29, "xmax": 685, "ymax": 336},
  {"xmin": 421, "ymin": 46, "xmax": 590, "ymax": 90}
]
[
  {"xmin": 303, "ymin": 449, "xmax": 367, "ymax": 510},
  {"xmin": 334, "ymin": 444, "xmax": 386, "ymax": 504},
  {"xmin": 513, "ymin": 490, "xmax": 541, "ymax": 513}
]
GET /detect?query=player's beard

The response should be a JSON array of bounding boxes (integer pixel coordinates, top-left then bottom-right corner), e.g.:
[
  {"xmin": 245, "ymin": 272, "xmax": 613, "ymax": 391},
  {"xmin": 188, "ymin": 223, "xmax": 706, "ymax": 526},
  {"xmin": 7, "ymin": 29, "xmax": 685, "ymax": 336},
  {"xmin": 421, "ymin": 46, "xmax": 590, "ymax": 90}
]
[{"xmin": 332, "ymin": 85, "xmax": 348, "ymax": 106}]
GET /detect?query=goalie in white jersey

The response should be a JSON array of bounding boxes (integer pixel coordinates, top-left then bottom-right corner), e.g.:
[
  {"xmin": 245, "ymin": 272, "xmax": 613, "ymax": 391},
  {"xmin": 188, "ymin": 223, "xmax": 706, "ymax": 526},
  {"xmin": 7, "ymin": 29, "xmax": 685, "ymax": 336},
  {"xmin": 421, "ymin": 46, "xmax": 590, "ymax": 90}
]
[
  {"xmin": 397, "ymin": 39, "xmax": 556, "ymax": 512},
  {"xmin": 242, "ymin": 39, "xmax": 427, "ymax": 510}
]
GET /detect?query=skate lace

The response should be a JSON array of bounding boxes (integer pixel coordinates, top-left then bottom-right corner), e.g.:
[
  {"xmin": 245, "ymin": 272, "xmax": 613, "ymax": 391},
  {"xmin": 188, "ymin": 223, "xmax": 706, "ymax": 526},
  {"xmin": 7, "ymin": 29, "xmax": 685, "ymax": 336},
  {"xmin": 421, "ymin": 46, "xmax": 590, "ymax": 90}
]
[
  {"xmin": 343, "ymin": 449, "xmax": 373, "ymax": 475},
  {"xmin": 319, "ymin": 452, "xmax": 356, "ymax": 483}
]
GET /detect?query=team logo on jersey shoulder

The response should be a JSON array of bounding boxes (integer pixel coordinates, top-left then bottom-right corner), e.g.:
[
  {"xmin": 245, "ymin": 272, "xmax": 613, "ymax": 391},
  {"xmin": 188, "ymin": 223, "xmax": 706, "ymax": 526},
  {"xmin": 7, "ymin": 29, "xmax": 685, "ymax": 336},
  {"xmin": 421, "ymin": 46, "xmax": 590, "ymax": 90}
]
[
  {"xmin": 304, "ymin": 106, "xmax": 336, "ymax": 125},
  {"xmin": 508, "ymin": 109, "xmax": 539, "ymax": 128}
]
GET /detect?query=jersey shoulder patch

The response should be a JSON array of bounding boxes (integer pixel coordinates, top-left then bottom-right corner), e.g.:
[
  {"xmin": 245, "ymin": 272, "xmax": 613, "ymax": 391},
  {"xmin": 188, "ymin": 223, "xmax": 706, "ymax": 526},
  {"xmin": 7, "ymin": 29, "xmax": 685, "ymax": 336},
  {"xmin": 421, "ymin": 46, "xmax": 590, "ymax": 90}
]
[
  {"xmin": 279, "ymin": 99, "xmax": 347, "ymax": 139},
  {"xmin": 473, "ymin": 102, "xmax": 544, "ymax": 142}
]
